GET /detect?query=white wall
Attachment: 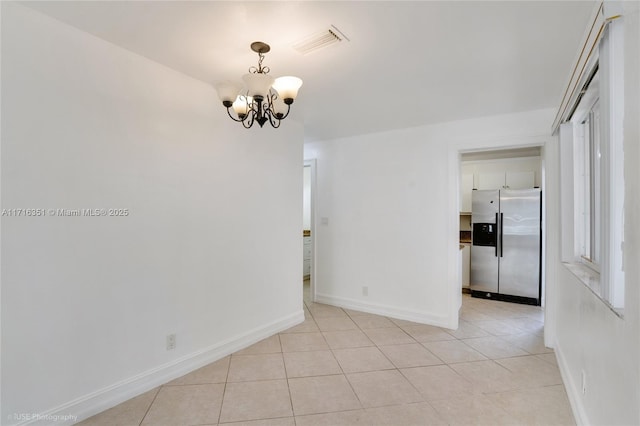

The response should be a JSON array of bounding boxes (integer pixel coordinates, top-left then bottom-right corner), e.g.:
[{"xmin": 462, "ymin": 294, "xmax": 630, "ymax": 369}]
[
  {"xmin": 1, "ymin": 3, "xmax": 303, "ymax": 424},
  {"xmin": 549, "ymin": 2, "xmax": 640, "ymax": 424},
  {"xmin": 304, "ymin": 108, "xmax": 554, "ymax": 329}
]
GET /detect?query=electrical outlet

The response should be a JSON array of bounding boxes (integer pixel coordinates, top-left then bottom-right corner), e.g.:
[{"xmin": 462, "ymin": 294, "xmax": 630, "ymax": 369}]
[
  {"xmin": 362, "ymin": 286, "xmax": 368, "ymax": 296},
  {"xmin": 581, "ymin": 370, "xmax": 586, "ymax": 395},
  {"xmin": 166, "ymin": 333, "xmax": 176, "ymax": 351}
]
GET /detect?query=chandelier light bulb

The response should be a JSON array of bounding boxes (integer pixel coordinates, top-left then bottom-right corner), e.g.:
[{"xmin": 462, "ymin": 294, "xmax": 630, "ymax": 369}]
[
  {"xmin": 272, "ymin": 76, "xmax": 303, "ymax": 104},
  {"xmin": 215, "ymin": 82, "xmax": 240, "ymax": 107},
  {"xmin": 242, "ymin": 73, "xmax": 275, "ymax": 100},
  {"xmin": 232, "ymin": 95, "xmax": 252, "ymax": 119}
]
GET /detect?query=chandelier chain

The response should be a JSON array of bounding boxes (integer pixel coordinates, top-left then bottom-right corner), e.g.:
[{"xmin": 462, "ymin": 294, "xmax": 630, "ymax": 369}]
[{"xmin": 249, "ymin": 52, "xmax": 270, "ymax": 74}]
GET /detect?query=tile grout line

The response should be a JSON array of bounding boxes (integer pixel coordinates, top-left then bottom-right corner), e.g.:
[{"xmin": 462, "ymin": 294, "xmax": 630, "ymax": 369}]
[
  {"xmin": 215, "ymin": 355, "xmax": 232, "ymax": 425},
  {"xmin": 279, "ymin": 334, "xmax": 298, "ymax": 422},
  {"xmin": 283, "ymin": 297, "xmax": 547, "ymax": 420},
  {"xmin": 327, "ymin": 337, "xmax": 366, "ymax": 412},
  {"xmin": 323, "ymin": 301, "xmax": 432, "ymax": 412},
  {"xmin": 137, "ymin": 386, "xmax": 161, "ymax": 426},
  {"xmin": 308, "ymin": 300, "xmax": 370, "ymax": 414}
]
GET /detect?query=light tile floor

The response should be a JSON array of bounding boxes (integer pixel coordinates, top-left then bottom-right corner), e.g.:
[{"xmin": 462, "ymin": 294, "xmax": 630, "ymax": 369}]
[{"xmin": 79, "ymin": 284, "xmax": 575, "ymax": 425}]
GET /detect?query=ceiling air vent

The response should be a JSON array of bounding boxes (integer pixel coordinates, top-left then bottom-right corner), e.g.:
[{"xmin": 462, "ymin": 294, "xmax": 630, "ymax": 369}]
[{"xmin": 292, "ymin": 25, "xmax": 349, "ymax": 55}]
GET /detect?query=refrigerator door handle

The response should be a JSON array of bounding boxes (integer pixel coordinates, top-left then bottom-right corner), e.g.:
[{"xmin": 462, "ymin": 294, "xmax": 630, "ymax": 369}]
[
  {"xmin": 500, "ymin": 212, "xmax": 504, "ymax": 257},
  {"xmin": 495, "ymin": 212, "xmax": 499, "ymax": 257}
]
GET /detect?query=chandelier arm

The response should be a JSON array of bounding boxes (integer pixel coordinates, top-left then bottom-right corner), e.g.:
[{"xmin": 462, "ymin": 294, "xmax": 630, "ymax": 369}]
[
  {"xmin": 276, "ymin": 103, "xmax": 292, "ymax": 120},
  {"xmin": 250, "ymin": 99, "xmax": 262, "ymax": 128},
  {"xmin": 240, "ymin": 99, "xmax": 261, "ymax": 128},
  {"xmin": 265, "ymin": 93, "xmax": 277, "ymax": 127},
  {"xmin": 263, "ymin": 92, "xmax": 285, "ymax": 127},
  {"xmin": 226, "ymin": 108, "xmax": 245, "ymax": 122},
  {"xmin": 264, "ymin": 108, "xmax": 279, "ymax": 128},
  {"xmin": 263, "ymin": 100, "xmax": 281, "ymax": 128},
  {"xmin": 249, "ymin": 99, "xmax": 259, "ymax": 115},
  {"xmin": 269, "ymin": 113, "xmax": 281, "ymax": 128},
  {"xmin": 241, "ymin": 113, "xmax": 254, "ymax": 129},
  {"xmin": 266, "ymin": 91, "xmax": 276, "ymax": 108}
]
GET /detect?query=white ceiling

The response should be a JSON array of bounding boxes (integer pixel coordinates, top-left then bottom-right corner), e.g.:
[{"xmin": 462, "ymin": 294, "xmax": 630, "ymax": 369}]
[{"xmin": 25, "ymin": 1, "xmax": 596, "ymax": 142}]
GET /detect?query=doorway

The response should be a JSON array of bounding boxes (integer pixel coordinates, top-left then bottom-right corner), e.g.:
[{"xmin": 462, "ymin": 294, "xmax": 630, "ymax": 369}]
[
  {"xmin": 458, "ymin": 146, "xmax": 545, "ymax": 307},
  {"xmin": 456, "ymin": 145, "xmax": 550, "ymax": 360},
  {"xmin": 303, "ymin": 160, "xmax": 316, "ymax": 304}
]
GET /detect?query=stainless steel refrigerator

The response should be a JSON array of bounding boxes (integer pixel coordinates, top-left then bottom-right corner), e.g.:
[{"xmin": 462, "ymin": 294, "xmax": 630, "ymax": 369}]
[{"xmin": 470, "ymin": 188, "xmax": 541, "ymax": 305}]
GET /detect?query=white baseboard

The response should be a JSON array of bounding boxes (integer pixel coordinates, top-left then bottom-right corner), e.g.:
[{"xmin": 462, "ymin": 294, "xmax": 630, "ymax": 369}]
[
  {"xmin": 554, "ymin": 344, "xmax": 588, "ymax": 425},
  {"xmin": 315, "ymin": 293, "xmax": 452, "ymax": 329},
  {"xmin": 20, "ymin": 310, "xmax": 304, "ymax": 426}
]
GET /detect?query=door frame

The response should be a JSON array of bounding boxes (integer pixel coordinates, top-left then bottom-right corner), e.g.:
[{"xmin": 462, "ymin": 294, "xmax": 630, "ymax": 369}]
[
  {"xmin": 454, "ymin": 143, "xmax": 548, "ymax": 320},
  {"xmin": 304, "ymin": 159, "xmax": 317, "ymax": 303}
]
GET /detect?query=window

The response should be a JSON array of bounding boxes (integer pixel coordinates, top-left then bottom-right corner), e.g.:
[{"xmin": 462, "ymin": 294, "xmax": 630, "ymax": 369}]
[
  {"xmin": 560, "ymin": 18, "xmax": 625, "ymax": 314},
  {"xmin": 572, "ymin": 71, "xmax": 601, "ymax": 271},
  {"xmin": 585, "ymin": 99, "xmax": 601, "ymax": 266}
]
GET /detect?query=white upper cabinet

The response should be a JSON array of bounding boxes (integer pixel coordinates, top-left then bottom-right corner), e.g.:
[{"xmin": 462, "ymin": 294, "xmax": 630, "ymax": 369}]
[
  {"xmin": 460, "ymin": 173, "xmax": 474, "ymax": 212},
  {"xmin": 460, "ymin": 154, "xmax": 541, "ymax": 212},
  {"xmin": 477, "ymin": 171, "xmax": 535, "ymax": 190},
  {"xmin": 478, "ymin": 172, "xmax": 507, "ymax": 190},
  {"xmin": 505, "ymin": 171, "xmax": 535, "ymax": 189}
]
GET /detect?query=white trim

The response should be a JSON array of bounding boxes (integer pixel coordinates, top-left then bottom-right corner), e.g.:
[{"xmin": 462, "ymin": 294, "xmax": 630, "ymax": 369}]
[
  {"xmin": 315, "ymin": 293, "xmax": 452, "ymax": 329},
  {"xmin": 304, "ymin": 159, "xmax": 317, "ymax": 303},
  {"xmin": 541, "ymin": 137, "xmax": 558, "ymax": 346},
  {"xmin": 600, "ymin": 15, "xmax": 625, "ymax": 309},
  {"xmin": 461, "ymin": 155, "xmax": 541, "ymax": 166},
  {"xmin": 449, "ymin": 148, "xmax": 462, "ymax": 328},
  {"xmin": 19, "ymin": 310, "xmax": 304, "ymax": 426},
  {"xmin": 554, "ymin": 344, "xmax": 588, "ymax": 426},
  {"xmin": 558, "ymin": 123, "xmax": 575, "ymax": 263}
]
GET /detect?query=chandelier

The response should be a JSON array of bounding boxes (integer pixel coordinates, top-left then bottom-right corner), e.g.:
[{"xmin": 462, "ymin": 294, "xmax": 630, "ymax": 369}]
[{"xmin": 215, "ymin": 42, "xmax": 303, "ymax": 129}]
